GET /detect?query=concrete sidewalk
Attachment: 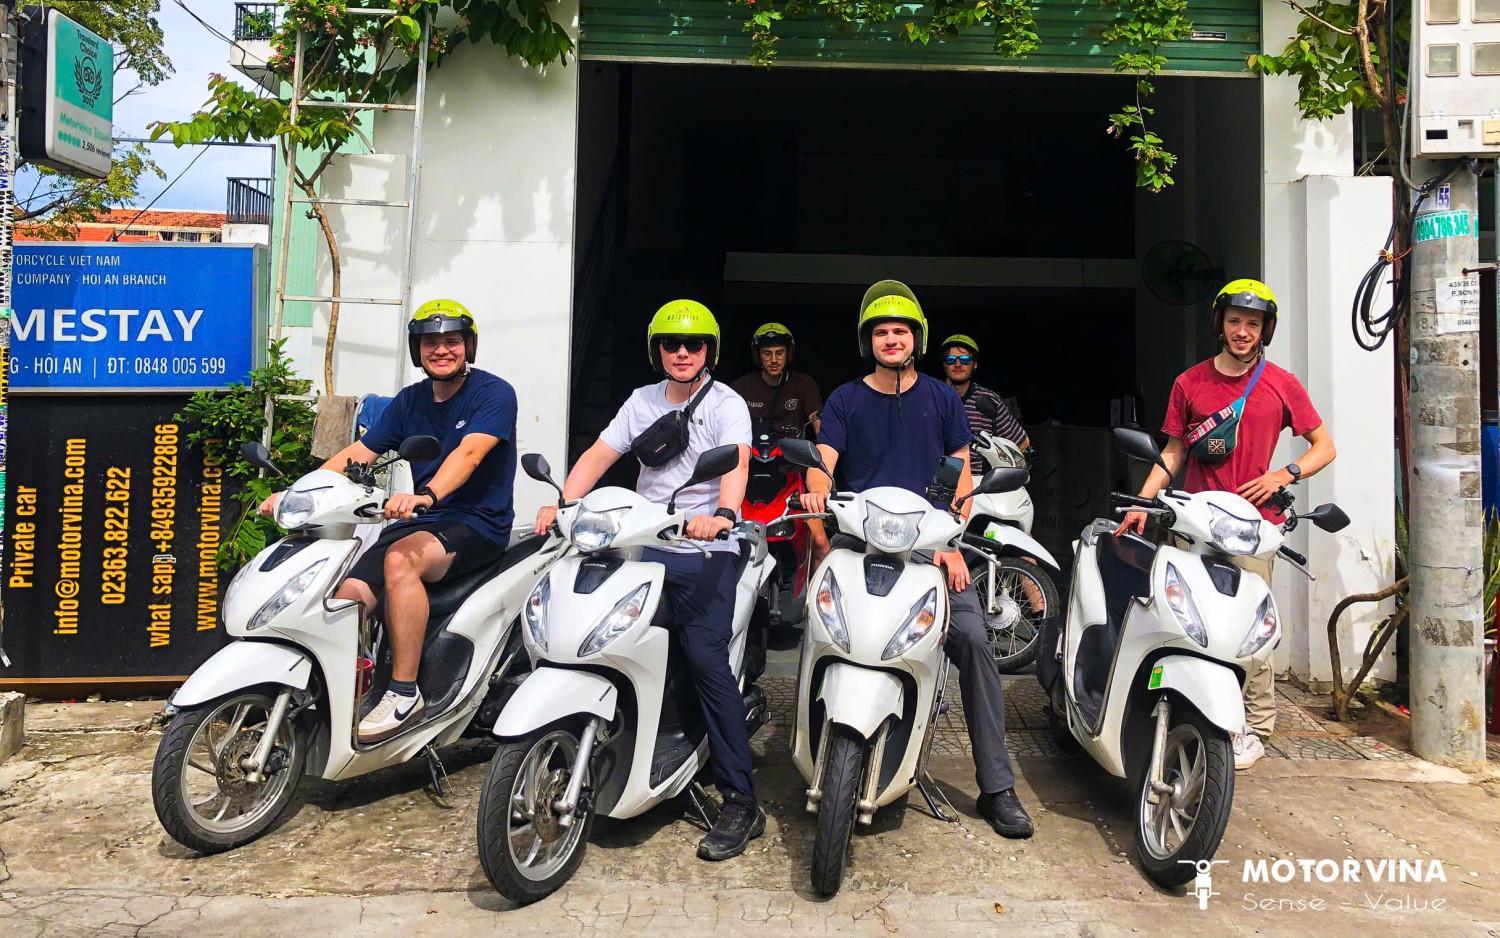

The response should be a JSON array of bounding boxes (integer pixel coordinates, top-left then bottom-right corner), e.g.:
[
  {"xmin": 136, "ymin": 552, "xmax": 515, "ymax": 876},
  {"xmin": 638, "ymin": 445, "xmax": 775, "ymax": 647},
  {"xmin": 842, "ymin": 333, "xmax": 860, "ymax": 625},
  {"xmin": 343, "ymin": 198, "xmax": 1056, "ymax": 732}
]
[{"xmin": 1, "ymin": 683, "xmax": 1498, "ymax": 936}]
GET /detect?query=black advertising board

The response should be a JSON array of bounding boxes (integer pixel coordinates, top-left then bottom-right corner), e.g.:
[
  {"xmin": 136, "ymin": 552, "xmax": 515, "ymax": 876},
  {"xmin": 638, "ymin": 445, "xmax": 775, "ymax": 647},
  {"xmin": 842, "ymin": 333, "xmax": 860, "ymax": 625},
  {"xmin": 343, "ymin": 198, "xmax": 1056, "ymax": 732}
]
[{"xmin": 1, "ymin": 395, "xmax": 234, "ymax": 685}]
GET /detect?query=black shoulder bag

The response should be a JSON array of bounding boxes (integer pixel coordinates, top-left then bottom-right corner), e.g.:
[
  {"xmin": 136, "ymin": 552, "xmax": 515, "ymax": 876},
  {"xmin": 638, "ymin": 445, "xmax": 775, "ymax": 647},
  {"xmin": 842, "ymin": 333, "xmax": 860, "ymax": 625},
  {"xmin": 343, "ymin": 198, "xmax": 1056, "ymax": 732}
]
[{"xmin": 631, "ymin": 377, "xmax": 715, "ymax": 468}]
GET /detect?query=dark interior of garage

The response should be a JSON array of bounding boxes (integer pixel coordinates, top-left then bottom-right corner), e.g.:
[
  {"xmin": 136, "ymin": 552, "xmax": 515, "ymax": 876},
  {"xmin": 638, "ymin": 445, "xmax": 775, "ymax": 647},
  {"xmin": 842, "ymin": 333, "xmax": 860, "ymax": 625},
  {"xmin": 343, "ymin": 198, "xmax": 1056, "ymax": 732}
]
[{"xmin": 570, "ymin": 61, "xmax": 1261, "ymax": 559}]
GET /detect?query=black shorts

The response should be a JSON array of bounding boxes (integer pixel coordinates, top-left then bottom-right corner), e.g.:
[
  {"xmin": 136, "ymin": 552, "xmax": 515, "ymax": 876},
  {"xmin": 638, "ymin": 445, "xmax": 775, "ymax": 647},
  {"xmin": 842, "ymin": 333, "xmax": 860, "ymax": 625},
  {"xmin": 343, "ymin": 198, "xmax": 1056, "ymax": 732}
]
[{"xmin": 345, "ymin": 519, "xmax": 507, "ymax": 597}]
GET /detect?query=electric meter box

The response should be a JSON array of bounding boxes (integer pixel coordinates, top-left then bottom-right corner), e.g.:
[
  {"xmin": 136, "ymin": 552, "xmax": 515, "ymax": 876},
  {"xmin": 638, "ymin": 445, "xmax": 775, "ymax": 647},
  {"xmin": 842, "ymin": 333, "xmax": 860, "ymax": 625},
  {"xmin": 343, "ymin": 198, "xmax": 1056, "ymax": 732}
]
[{"xmin": 1413, "ymin": 0, "xmax": 1500, "ymax": 156}]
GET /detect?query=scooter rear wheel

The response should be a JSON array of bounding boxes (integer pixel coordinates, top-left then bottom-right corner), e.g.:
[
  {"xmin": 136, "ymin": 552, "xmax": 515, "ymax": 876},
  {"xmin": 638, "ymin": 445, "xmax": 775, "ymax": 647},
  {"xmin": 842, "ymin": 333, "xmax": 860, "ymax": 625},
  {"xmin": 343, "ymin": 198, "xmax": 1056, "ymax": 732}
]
[
  {"xmin": 1133, "ymin": 702, "xmax": 1235, "ymax": 887},
  {"xmin": 151, "ymin": 688, "xmax": 306, "ymax": 854},
  {"xmin": 810, "ymin": 725, "xmax": 864, "ymax": 896},
  {"xmin": 478, "ymin": 727, "xmax": 593, "ymax": 905}
]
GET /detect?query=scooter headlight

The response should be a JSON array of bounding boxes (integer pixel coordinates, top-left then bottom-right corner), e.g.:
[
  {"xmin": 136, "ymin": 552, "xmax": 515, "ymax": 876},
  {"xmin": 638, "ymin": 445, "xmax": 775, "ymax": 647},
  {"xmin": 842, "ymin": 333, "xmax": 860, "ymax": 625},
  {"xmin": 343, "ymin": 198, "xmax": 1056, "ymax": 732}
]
[
  {"xmin": 275, "ymin": 487, "xmax": 328, "ymax": 530},
  {"xmin": 579, "ymin": 583, "xmax": 651, "ymax": 657},
  {"xmin": 1163, "ymin": 563, "xmax": 1209, "ymax": 648},
  {"xmin": 571, "ymin": 507, "xmax": 629, "ymax": 553},
  {"xmin": 523, "ymin": 576, "xmax": 550, "ymax": 652},
  {"xmin": 814, "ymin": 569, "xmax": 851, "ymax": 652},
  {"xmin": 1208, "ymin": 504, "xmax": 1261, "ymax": 556},
  {"xmin": 882, "ymin": 588, "xmax": 940, "ymax": 660},
  {"xmin": 863, "ymin": 501, "xmax": 922, "ymax": 554},
  {"xmin": 247, "ymin": 558, "xmax": 327, "ymax": 631},
  {"xmin": 1238, "ymin": 594, "xmax": 1280, "ymax": 658}
]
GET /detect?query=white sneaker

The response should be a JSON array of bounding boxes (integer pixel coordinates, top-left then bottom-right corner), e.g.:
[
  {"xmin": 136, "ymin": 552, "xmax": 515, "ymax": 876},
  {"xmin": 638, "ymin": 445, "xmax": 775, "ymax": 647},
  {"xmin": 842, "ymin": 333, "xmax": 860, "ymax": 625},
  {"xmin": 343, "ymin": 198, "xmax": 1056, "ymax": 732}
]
[
  {"xmin": 1232, "ymin": 730, "xmax": 1265, "ymax": 770},
  {"xmin": 359, "ymin": 689, "xmax": 425, "ymax": 743}
]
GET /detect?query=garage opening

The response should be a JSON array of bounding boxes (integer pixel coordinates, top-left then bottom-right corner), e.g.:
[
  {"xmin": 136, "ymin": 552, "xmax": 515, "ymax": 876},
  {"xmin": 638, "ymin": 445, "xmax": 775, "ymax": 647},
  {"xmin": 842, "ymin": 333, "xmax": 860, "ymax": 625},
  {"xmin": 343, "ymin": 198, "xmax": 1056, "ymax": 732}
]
[{"xmin": 571, "ymin": 62, "xmax": 1261, "ymax": 562}]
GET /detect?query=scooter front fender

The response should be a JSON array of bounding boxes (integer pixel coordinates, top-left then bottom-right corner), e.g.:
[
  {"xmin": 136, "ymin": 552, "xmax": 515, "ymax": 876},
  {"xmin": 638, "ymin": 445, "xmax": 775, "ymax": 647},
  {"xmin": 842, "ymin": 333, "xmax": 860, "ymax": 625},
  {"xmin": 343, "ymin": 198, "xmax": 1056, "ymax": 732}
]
[
  {"xmin": 1152, "ymin": 655, "xmax": 1245, "ymax": 734},
  {"xmin": 969, "ymin": 526, "xmax": 1060, "ymax": 571},
  {"xmin": 171, "ymin": 641, "xmax": 313, "ymax": 708},
  {"xmin": 820, "ymin": 662, "xmax": 904, "ymax": 739},
  {"xmin": 493, "ymin": 666, "xmax": 618, "ymax": 738}
]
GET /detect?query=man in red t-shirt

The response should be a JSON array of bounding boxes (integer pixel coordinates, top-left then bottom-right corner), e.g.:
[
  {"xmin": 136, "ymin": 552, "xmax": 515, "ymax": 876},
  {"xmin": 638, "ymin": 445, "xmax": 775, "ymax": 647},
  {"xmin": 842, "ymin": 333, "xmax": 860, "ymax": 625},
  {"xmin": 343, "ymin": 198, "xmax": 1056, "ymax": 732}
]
[{"xmin": 1118, "ymin": 279, "xmax": 1337, "ymax": 770}]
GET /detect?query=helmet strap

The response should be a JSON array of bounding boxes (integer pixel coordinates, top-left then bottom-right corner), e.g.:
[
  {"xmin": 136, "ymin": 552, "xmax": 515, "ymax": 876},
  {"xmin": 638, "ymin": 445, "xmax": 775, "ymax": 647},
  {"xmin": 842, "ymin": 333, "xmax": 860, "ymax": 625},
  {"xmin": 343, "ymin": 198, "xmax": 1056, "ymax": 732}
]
[
  {"xmin": 423, "ymin": 363, "xmax": 470, "ymax": 383},
  {"xmin": 666, "ymin": 364, "xmax": 708, "ymax": 386}
]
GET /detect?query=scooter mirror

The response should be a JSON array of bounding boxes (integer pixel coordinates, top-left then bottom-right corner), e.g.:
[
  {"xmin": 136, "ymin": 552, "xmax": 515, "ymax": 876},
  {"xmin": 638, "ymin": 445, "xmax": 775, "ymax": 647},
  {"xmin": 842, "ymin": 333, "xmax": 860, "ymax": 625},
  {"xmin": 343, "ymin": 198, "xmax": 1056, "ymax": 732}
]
[
  {"xmin": 685, "ymin": 444, "xmax": 741, "ymax": 488},
  {"xmin": 1112, "ymin": 427, "xmax": 1168, "ymax": 474},
  {"xmin": 399, "ymin": 435, "xmax": 442, "ymax": 462},
  {"xmin": 521, "ymin": 453, "xmax": 553, "ymax": 484},
  {"xmin": 777, "ymin": 438, "xmax": 829, "ymax": 476},
  {"xmin": 977, "ymin": 466, "xmax": 1029, "ymax": 495},
  {"xmin": 1304, "ymin": 503, "xmax": 1351, "ymax": 533},
  {"xmin": 974, "ymin": 395, "xmax": 1001, "ymax": 420},
  {"xmin": 241, "ymin": 441, "xmax": 274, "ymax": 470}
]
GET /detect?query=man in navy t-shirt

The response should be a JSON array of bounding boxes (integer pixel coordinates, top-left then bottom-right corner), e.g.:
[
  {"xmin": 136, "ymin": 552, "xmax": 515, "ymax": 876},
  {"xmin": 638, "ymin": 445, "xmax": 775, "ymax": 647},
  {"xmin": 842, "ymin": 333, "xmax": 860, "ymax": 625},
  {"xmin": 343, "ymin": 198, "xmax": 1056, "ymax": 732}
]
[
  {"xmin": 800, "ymin": 280, "xmax": 1034, "ymax": 840},
  {"xmin": 259, "ymin": 299, "xmax": 517, "ymax": 742}
]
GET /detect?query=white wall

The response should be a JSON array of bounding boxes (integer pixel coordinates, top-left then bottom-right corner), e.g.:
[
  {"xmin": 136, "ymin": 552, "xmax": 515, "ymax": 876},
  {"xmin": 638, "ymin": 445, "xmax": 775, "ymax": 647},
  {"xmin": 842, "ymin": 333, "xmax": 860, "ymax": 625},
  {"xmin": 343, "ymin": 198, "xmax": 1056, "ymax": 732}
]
[
  {"xmin": 298, "ymin": 1, "xmax": 581, "ymax": 524},
  {"xmin": 1261, "ymin": 0, "xmax": 1398, "ymax": 685}
]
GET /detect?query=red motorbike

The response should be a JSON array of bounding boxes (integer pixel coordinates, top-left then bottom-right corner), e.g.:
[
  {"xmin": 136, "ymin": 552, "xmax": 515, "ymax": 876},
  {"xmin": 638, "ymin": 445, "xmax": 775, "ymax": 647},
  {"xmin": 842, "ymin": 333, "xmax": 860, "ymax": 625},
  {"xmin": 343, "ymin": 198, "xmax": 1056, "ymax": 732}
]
[{"xmin": 742, "ymin": 432, "xmax": 812, "ymax": 632}]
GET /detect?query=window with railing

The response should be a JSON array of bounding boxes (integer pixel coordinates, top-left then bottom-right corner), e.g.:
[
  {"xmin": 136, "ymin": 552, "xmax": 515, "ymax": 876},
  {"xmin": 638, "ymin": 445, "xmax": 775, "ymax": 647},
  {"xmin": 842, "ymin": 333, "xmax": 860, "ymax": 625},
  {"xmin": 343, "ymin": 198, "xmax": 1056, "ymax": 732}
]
[
  {"xmin": 226, "ymin": 176, "xmax": 273, "ymax": 226},
  {"xmin": 234, "ymin": 2, "xmax": 277, "ymax": 41}
]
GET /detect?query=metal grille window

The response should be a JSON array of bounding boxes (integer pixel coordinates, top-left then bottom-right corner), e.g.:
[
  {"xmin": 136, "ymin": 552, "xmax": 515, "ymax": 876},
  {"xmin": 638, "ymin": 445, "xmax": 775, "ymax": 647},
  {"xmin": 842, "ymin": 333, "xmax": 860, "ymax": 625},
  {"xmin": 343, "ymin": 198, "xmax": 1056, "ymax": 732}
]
[{"xmin": 234, "ymin": 3, "xmax": 277, "ymax": 41}]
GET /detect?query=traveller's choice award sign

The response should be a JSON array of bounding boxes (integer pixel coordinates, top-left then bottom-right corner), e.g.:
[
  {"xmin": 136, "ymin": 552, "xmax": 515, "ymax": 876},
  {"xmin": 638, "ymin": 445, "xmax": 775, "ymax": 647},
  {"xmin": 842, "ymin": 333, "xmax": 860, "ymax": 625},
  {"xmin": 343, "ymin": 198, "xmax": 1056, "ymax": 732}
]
[
  {"xmin": 19, "ymin": 8, "xmax": 114, "ymax": 178},
  {"xmin": 0, "ymin": 395, "xmax": 235, "ymax": 685},
  {"xmin": 10, "ymin": 244, "xmax": 265, "ymax": 393}
]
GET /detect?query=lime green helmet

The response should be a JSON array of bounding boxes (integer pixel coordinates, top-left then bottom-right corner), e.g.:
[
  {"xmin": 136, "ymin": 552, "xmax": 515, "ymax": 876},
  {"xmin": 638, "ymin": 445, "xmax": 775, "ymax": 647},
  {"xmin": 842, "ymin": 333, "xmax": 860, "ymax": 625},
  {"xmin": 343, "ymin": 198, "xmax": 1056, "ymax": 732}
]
[
  {"xmin": 751, "ymin": 322, "xmax": 794, "ymax": 365},
  {"xmin": 857, "ymin": 280, "xmax": 928, "ymax": 361},
  {"xmin": 941, "ymin": 334, "xmax": 979, "ymax": 357},
  {"xmin": 1213, "ymin": 278, "xmax": 1279, "ymax": 347},
  {"xmin": 646, "ymin": 299, "xmax": 721, "ymax": 369},
  {"xmin": 408, "ymin": 298, "xmax": 476, "ymax": 367}
]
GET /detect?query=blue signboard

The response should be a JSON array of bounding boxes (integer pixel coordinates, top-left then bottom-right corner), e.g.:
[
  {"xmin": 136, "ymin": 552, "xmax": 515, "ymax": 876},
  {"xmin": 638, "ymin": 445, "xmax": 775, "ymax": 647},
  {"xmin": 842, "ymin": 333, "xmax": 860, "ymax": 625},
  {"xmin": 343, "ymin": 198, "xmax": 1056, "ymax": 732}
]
[{"xmin": 10, "ymin": 243, "xmax": 264, "ymax": 393}]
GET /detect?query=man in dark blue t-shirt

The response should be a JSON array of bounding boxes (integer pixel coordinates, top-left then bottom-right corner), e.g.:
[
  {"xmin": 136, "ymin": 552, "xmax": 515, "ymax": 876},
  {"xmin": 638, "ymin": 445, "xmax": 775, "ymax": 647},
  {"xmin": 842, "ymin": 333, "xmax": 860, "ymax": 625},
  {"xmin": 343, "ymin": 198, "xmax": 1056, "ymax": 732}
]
[
  {"xmin": 259, "ymin": 299, "xmax": 517, "ymax": 742},
  {"xmin": 801, "ymin": 280, "xmax": 1034, "ymax": 840}
]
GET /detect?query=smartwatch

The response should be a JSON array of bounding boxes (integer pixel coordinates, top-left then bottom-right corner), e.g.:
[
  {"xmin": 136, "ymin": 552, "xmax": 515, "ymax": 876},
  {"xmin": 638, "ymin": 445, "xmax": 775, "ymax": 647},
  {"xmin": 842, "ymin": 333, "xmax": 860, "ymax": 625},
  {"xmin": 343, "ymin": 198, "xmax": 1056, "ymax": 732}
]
[
  {"xmin": 713, "ymin": 507, "xmax": 738, "ymax": 523},
  {"xmin": 416, "ymin": 484, "xmax": 439, "ymax": 503},
  {"xmin": 1283, "ymin": 463, "xmax": 1302, "ymax": 482}
]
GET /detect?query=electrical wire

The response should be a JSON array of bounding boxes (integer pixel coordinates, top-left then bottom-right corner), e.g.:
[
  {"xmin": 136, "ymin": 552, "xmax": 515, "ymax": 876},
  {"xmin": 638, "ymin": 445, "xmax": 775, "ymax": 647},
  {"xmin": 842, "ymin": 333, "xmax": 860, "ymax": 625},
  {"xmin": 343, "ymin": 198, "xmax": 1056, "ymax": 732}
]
[{"xmin": 106, "ymin": 144, "xmax": 209, "ymax": 241}]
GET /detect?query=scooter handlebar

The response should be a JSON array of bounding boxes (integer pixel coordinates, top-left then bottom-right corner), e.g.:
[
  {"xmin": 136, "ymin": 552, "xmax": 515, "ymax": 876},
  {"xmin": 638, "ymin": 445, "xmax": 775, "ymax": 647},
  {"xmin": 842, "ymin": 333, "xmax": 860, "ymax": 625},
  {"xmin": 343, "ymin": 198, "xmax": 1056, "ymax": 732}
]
[{"xmin": 1278, "ymin": 544, "xmax": 1308, "ymax": 567}]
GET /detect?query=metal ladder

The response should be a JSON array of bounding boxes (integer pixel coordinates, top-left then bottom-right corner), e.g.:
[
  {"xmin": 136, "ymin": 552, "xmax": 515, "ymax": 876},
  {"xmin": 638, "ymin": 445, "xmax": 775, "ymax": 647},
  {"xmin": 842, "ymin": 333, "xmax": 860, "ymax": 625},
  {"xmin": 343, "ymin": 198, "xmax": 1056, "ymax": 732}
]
[{"xmin": 269, "ymin": 5, "xmax": 431, "ymax": 401}]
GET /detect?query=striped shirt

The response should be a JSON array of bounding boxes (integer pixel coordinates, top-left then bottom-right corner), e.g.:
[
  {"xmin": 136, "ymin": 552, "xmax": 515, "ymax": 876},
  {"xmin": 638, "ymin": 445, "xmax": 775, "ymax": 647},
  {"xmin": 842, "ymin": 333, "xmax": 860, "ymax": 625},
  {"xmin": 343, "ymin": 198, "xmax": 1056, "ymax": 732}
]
[{"xmin": 958, "ymin": 382, "xmax": 1026, "ymax": 470}]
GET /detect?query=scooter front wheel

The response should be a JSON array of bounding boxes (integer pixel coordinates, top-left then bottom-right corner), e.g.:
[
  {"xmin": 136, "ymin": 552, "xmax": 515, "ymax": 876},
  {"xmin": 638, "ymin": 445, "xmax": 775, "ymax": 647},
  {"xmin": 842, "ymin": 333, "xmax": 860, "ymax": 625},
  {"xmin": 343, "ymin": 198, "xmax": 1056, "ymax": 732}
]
[
  {"xmin": 478, "ymin": 727, "xmax": 593, "ymax": 905},
  {"xmin": 810, "ymin": 724, "xmax": 865, "ymax": 896},
  {"xmin": 970, "ymin": 556, "xmax": 1057, "ymax": 673},
  {"xmin": 151, "ymin": 688, "xmax": 306, "ymax": 854},
  {"xmin": 1134, "ymin": 703, "xmax": 1235, "ymax": 887}
]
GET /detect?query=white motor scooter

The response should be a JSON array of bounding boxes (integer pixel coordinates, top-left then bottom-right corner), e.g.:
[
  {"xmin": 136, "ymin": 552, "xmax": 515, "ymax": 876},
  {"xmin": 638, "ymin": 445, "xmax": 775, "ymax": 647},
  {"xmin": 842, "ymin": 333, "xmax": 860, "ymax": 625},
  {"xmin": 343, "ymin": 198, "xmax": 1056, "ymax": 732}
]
[
  {"xmin": 1038, "ymin": 427, "xmax": 1348, "ymax": 886},
  {"xmin": 775, "ymin": 439, "xmax": 1029, "ymax": 896},
  {"xmin": 475, "ymin": 445, "xmax": 774, "ymax": 905},
  {"xmin": 964, "ymin": 395, "xmax": 1060, "ymax": 673},
  {"xmin": 152, "ymin": 437, "xmax": 563, "ymax": 854}
]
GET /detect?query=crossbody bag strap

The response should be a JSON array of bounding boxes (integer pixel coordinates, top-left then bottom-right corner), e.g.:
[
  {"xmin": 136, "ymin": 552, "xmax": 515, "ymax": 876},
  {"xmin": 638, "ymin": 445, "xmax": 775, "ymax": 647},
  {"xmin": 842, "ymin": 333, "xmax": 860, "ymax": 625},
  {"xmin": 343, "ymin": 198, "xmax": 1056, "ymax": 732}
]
[
  {"xmin": 1240, "ymin": 356, "xmax": 1269, "ymax": 402},
  {"xmin": 683, "ymin": 375, "xmax": 715, "ymax": 419}
]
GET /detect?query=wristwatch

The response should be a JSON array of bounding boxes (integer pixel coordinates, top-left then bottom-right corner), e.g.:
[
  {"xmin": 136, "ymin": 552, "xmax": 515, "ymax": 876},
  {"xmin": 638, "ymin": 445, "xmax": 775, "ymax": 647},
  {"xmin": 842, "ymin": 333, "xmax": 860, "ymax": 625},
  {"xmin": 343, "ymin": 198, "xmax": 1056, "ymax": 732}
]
[
  {"xmin": 1283, "ymin": 463, "xmax": 1302, "ymax": 482},
  {"xmin": 416, "ymin": 484, "xmax": 439, "ymax": 503},
  {"xmin": 713, "ymin": 507, "xmax": 738, "ymax": 523}
]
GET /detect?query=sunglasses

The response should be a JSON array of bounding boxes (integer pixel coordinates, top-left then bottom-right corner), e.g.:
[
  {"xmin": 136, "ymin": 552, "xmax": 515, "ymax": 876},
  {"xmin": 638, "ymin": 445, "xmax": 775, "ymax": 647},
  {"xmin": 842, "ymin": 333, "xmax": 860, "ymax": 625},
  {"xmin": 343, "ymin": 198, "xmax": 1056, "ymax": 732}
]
[
  {"xmin": 658, "ymin": 337, "xmax": 706, "ymax": 354},
  {"xmin": 944, "ymin": 354, "xmax": 974, "ymax": 366}
]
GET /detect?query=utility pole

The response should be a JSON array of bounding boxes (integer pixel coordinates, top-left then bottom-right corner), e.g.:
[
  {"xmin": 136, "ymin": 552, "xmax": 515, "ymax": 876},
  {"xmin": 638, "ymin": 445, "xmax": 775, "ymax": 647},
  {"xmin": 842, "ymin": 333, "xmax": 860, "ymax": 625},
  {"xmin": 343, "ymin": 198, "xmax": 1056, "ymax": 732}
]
[{"xmin": 1406, "ymin": 159, "xmax": 1486, "ymax": 769}]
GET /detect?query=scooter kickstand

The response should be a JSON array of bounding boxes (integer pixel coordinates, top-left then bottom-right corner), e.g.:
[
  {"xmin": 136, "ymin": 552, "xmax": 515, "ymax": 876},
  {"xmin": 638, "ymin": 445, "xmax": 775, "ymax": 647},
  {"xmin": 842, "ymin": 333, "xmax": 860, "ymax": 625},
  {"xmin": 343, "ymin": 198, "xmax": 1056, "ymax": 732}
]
[
  {"xmin": 684, "ymin": 782, "xmax": 721, "ymax": 832},
  {"xmin": 423, "ymin": 744, "xmax": 452, "ymax": 807},
  {"xmin": 914, "ymin": 773, "xmax": 959, "ymax": 824}
]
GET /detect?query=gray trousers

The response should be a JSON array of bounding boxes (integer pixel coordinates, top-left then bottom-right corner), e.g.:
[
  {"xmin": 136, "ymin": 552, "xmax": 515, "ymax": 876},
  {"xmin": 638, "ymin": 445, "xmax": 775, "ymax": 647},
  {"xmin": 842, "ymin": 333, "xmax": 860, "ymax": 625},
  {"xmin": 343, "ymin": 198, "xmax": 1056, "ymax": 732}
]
[{"xmin": 946, "ymin": 580, "xmax": 1016, "ymax": 794}]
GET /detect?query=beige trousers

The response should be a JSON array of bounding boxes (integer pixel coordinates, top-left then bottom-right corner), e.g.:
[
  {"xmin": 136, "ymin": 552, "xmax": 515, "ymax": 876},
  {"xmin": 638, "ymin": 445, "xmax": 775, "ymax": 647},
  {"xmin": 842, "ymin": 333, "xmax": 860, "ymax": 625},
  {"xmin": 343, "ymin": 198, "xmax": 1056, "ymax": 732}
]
[{"xmin": 1231, "ymin": 554, "xmax": 1277, "ymax": 737}]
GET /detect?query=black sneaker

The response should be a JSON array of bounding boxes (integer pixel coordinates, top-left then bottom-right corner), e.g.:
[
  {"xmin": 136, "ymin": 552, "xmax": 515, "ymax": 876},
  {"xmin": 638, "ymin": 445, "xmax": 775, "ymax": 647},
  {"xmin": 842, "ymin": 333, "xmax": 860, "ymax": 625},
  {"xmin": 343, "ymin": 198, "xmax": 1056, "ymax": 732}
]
[
  {"xmin": 696, "ymin": 791, "xmax": 766, "ymax": 861},
  {"xmin": 976, "ymin": 788, "xmax": 1034, "ymax": 839}
]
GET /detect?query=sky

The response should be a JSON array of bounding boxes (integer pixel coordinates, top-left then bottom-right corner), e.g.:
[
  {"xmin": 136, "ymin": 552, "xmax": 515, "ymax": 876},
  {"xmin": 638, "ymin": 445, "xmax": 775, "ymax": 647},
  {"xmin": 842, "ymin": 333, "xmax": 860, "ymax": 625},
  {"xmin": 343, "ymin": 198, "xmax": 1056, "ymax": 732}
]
[{"xmin": 22, "ymin": 1, "xmax": 274, "ymax": 213}]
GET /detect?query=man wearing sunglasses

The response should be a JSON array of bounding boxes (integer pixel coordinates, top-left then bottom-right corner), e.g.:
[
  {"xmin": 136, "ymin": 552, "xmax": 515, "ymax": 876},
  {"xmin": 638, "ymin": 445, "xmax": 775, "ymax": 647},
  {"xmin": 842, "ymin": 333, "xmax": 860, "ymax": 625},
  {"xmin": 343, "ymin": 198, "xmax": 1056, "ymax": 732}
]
[
  {"xmin": 533, "ymin": 300, "xmax": 765, "ymax": 862},
  {"xmin": 940, "ymin": 335, "xmax": 1028, "ymax": 472}
]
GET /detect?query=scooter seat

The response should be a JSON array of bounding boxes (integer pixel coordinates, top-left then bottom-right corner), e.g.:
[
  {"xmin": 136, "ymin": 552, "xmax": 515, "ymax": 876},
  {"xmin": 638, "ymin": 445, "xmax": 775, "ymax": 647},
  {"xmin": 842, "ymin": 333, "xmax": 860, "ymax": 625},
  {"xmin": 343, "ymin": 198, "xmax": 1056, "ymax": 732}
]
[{"xmin": 423, "ymin": 533, "xmax": 548, "ymax": 634}]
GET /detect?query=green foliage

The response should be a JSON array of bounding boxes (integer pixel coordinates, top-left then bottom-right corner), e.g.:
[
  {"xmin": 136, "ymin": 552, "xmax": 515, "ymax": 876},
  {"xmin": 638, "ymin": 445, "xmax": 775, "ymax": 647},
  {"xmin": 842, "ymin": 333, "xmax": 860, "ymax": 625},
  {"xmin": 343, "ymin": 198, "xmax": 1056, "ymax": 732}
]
[
  {"xmin": 17, "ymin": 143, "xmax": 165, "ymax": 235},
  {"xmin": 15, "ymin": 2, "xmax": 171, "ymax": 230},
  {"xmin": 176, "ymin": 340, "xmax": 318, "ymax": 570},
  {"xmin": 1249, "ymin": 0, "xmax": 1408, "ymax": 121},
  {"xmin": 1485, "ymin": 512, "xmax": 1500, "ymax": 635},
  {"xmin": 737, "ymin": 0, "xmax": 1039, "ymax": 68},
  {"xmin": 1102, "ymin": 0, "xmax": 1192, "ymax": 192}
]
